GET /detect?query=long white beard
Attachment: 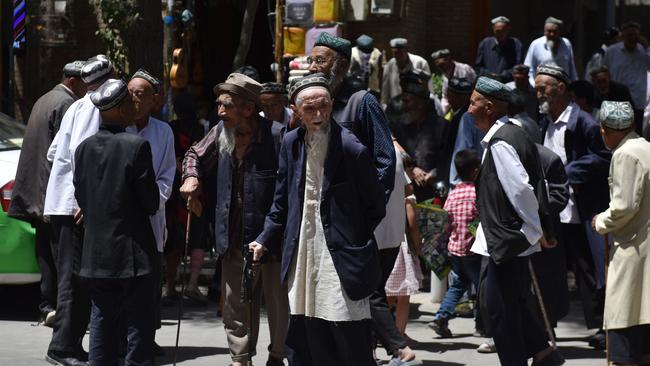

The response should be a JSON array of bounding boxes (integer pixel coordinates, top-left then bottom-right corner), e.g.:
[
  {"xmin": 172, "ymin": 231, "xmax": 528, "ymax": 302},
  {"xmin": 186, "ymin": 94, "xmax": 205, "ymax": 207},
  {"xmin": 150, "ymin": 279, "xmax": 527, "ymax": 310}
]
[
  {"xmin": 219, "ymin": 126, "xmax": 236, "ymax": 155},
  {"xmin": 539, "ymin": 101, "xmax": 551, "ymax": 115},
  {"xmin": 546, "ymin": 39, "xmax": 556, "ymax": 52}
]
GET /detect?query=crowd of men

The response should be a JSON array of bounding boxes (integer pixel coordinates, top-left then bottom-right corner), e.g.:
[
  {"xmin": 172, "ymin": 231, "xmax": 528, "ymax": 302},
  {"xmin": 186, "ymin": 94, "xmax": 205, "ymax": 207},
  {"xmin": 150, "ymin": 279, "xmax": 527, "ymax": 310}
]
[{"xmin": 6, "ymin": 13, "xmax": 650, "ymax": 366}]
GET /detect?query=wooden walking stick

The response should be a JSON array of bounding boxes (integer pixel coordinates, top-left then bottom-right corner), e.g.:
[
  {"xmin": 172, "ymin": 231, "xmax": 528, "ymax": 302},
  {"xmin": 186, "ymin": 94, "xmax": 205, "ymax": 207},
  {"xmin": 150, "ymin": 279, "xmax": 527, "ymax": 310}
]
[
  {"xmin": 604, "ymin": 234, "xmax": 610, "ymax": 366},
  {"xmin": 528, "ymin": 259, "xmax": 557, "ymax": 349},
  {"xmin": 173, "ymin": 209, "xmax": 192, "ymax": 366}
]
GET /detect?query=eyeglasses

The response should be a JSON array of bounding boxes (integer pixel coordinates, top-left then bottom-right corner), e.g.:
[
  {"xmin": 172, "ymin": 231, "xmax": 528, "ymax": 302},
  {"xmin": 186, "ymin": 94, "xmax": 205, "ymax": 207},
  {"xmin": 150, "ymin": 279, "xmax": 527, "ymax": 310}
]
[{"xmin": 306, "ymin": 56, "xmax": 328, "ymax": 66}]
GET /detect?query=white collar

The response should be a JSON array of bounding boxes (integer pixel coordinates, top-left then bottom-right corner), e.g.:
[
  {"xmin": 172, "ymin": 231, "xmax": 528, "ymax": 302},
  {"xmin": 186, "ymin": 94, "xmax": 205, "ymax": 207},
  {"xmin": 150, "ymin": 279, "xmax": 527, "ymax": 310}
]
[
  {"xmin": 481, "ymin": 118, "xmax": 506, "ymax": 148},
  {"xmin": 554, "ymin": 103, "xmax": 574, "ymax": 125},
  {"xmin": 59, "ymin": 83, "xmax": 75, "ymax": 97}
]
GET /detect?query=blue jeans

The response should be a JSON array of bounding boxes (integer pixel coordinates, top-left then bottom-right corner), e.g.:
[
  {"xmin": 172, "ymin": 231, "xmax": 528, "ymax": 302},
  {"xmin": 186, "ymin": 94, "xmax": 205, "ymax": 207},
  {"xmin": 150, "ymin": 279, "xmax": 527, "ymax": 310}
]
[{"xmin": 435, "ymin": 254, "xmax": 482, "ymax": 320}]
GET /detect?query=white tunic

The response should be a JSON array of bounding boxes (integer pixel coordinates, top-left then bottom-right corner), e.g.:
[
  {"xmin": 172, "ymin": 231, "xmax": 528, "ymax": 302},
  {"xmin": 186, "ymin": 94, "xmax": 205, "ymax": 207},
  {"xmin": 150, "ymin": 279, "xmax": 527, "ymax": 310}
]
[
  {"xmin": 126, "ymin": 117, "xmax": 176, "ymax": 252},
  {"xmin": 44, "ymin": 94, "xmax": 101, "ymax": 216},
  {"xmin": 287, "ymin": 126, "xmax": 371, "ymax": 321}
]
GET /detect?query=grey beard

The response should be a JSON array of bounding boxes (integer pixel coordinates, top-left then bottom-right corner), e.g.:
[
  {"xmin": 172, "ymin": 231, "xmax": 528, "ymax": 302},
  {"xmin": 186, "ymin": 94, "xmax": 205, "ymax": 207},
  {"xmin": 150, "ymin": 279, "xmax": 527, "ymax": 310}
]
[
  {"xmin": 539, "ymin": 100, "xmax": 551, "ymax": 115},
  {"xmin": 219, "ymin": 126, "xmax": 236, "ymax": 155},
  {"xmin": 329, "ymin": 61, "xmax": 344, "ymax": 91},
  {"xmin": 546, "ymin": 39, "xmax": 556, "ymax": 52}
]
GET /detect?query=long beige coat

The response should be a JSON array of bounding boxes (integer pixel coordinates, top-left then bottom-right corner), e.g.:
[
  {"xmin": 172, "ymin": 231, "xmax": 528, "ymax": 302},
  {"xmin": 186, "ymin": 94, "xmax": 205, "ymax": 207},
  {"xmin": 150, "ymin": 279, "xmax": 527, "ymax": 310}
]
[{"xmin": 595, "ymin": 132, "xmax": 650, "ymax": 330}]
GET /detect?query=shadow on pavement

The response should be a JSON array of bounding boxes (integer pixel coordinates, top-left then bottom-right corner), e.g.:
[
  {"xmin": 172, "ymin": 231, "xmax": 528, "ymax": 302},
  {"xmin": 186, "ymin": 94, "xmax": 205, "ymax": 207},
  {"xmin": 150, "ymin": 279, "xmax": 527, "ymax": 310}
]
[
  {"xmin": 158, "ymin": 346, "xmax": 229, "ymax": 365},
  {"xmin": 415, "ymin": 341, "xmax": 479, "ymax": 353},
  {"xmin": 422, "ymin": 361, "xmax": 465, "ymax": 366},
  {"xmin": 0, "ymin": 284, "xmax": 40, "ymax": 322}
]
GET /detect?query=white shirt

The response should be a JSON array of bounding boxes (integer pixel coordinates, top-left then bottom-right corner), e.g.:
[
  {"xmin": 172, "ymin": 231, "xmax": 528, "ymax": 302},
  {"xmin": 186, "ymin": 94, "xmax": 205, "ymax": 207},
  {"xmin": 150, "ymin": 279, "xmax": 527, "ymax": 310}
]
[
  {"xmin": 524, "ymin": 36, "xmax": 578, "ymax": 86},
  {"xmin": 126, "ymin": 117, "xmax": 176, "ymax": 252},
  {"xmin": 543, "ymin": 103, "xmax": 581, "ymax": 224},
  {"xmin": 382, "ymin": 53, "xmax": 431, "ymax": 105},
  {"xmin": 288, "ymin": 126, "xmax": 370, "ymax": 321},
  {"xmin": 471, "ymin": 120, "xmax": 542, "ymax": 257},
  {"xmin": 44, "ymin": 94, "xmax": 101, "ymax": 216},
  {"xmin": 374, "ymin": 147, "xmax": 407, "ymax": 250}
]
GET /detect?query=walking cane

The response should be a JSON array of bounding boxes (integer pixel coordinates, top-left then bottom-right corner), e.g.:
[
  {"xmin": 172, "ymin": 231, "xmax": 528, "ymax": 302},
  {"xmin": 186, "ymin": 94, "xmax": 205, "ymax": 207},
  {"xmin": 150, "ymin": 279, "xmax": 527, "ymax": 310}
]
[
  {"xmin": 242, "ymin": 248, "xmax": 257, "ymax": 365},
  {"xmin": 528, "ymin": 259, "xmax": 557, "ymax": 349},
  {"xmin": 604, "ymin": 234, "xmax": 610, "ymax": 366},
  {"xmin": 173, "ymin": 209, "xmax": 192, "ymax": 366}
]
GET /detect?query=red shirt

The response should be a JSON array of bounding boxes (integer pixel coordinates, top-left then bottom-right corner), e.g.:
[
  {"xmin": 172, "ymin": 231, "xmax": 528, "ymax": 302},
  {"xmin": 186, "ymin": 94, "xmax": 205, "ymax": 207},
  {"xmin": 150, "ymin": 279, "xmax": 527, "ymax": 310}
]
[{"xmin": 443, "ymin": 182, "xmax": 478, "ymax": 256}]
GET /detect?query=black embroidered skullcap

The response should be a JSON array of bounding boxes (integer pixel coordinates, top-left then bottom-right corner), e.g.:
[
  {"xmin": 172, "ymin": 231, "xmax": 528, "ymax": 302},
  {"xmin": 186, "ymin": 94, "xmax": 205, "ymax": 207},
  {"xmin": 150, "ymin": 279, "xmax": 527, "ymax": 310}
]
[
  {"xmin": 400, "ymin": 71, "xmax": 430, "ymax": 99},
  {"xmin": 448, "ymin": 77, "xmax": 473, "ymax": 95},
  {"xmin": 314, "ymin": 33, "xmax": 352, "ymax": 59},
  {"xmin": 400, "ymin": 69, "xmax": 431, "ymax": 85},
  {"xmin": 356, "ymin": 34, "xmax": 374, "ymax": 53},
  {"xmin": 536, "ymin": 63, "xmax": 569, "ymax": 84},
  {"xmin": 544, "ymin": 16, "xmax": 563, "ymax": 26},
  {"xmin": 89, "ymin": 79, "xmax": 129, "ymax": 111},
  {"xmin": 131, "ymin": 69, "xmax": 161, "ymax": 93},
  {"xmin": 81, "ymin": 54, "xmax": 113, "ymax": 84},
  {"xmin": 260, "ymin": 82, "xmax": 286, "ymax": 95},
  {"xmin": 431, "ymin": 49, "xmax": 451, "ymax": 61},
  {"xmin": 474, "ymin": 76, "xmax": 512, "ymax": 102},
  {"xmin": 288, "ymin": 73, "xmax": 330, "ymax": 103},
  {"xmin": 389, "ymin": 37, "xmax": 408, "ymax": 49},
  {"xmin": 512, "ymin": 64, "xmax": 530, "ymax": 74},
  {"xmin": 63, "ymin": 61, "xmax": 86, "ymax": 78},
  {"xmin": 213, "ymin": 73, "xmax": 262, "ymax": 107},
  {"xmin": 491, "ymin": 16, "xmax": 510, "ymax": 25}
]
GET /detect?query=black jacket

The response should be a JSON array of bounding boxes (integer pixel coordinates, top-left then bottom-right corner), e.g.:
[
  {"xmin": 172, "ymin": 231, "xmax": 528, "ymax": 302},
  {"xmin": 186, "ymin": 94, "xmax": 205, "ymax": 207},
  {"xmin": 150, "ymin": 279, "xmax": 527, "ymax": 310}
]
[{"xmin": 73, "ymin": 124, "xmax": 159, "ymax": 278}]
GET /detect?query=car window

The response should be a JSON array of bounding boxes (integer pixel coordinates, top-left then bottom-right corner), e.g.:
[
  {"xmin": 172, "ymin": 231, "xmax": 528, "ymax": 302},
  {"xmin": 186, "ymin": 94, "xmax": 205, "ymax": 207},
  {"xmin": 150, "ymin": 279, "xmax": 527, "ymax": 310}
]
[{"xmin": 0, "ymin": 113, "xmax": 24, "ymax": 151}]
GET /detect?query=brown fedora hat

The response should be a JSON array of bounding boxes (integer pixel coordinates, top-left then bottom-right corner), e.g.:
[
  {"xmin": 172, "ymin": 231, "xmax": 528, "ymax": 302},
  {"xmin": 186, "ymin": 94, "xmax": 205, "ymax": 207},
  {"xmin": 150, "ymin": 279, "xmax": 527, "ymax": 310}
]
[{"xmin": 213, "ymin": 73, "xmax": 262, "ymax": 107}]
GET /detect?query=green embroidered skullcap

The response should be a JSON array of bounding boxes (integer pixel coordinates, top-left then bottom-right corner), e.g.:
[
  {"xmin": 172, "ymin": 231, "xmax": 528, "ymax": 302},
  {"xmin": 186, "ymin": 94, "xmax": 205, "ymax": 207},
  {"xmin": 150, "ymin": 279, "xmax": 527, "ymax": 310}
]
[
  {"xmin": 63, "ymin": 61, "xmax": 86, "ymax": 78},
  {"xmin": 599, "ymin": 101, "xmax": 635, "ymax": 130},
  {"xmin": 431, "ymin": 49, "xmax": 451, "ymax": 61},
  {"xmin": 536, "ymin": 63, "xmax": 569, "ymax": 84},
  {"xmin": 288, "ymin": 73, "xmax": 330, "ymax": 103},
  {"xmin": 314, "ymin": 33, "xmax": 352, "ymax": 59},
  {"xmin": 545, "ymin": 16, "xmax": 563, "ymax": 26},
  {"xmin": 491, "ymin": 16, "xmax": 510, "ymax": 25},
  {"xmin": 389, "ymin": 38, "xmax": 408, "ymax": 49},
  {"xmin": 356, "ymin": 34, "xmax": 374, "ymax": 53},
  {"xmin": 474, "ymin": 76, "xmax": 512, "ymax": 102}
]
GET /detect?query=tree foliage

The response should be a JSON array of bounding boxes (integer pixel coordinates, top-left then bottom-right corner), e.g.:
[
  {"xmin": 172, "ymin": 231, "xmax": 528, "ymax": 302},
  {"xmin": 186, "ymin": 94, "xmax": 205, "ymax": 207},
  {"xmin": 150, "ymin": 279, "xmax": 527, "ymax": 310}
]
[{"xmin": 91, "ymin": 0, "xmax": 141, "ymax": 75}]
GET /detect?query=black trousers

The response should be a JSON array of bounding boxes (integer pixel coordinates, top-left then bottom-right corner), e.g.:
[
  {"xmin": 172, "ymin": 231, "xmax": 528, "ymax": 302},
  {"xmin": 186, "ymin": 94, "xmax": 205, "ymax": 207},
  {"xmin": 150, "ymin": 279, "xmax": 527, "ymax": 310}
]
[
  {"xmin": 370, "ymin": 247, "xmax": 407, "ymax": 355},
  {"xmin": 48, "ymin": 216, "xmax": 90, "ymax": 355},
  {"xmin": 88, "ymin": 275, "xmax": 156, "ymax": 366},
  {"xmin": 34, "ymin": 220, "xmax": 57, "ymax": 314},
  {"xmin": 563, "ymin": 223, "xmax": 604, "ymax": 329},
  {"xmin": 484, "ymin": 257, "xmax": 549, "ymax": 366},
  {"xmin": 286, "ymin": 315, "xmax": 375, "ymax": 366}
]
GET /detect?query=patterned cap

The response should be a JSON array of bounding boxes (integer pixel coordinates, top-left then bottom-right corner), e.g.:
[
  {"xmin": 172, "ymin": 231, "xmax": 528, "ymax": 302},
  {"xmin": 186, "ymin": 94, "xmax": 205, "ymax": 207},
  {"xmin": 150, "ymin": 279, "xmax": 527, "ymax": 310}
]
[
  {"xmin": 389, "ymin": 37, "xmax": 408, "ymax": 49},
  {"xmin": 81, "ymin": 54, "xmax": 113, "ymax": 84},
  {"xmin": 131, "ymin": 69, "xmax": 161, "ymax": 93},
  {"xmin": 260, "ymin": 82, "xmax": 286, "ymax": 95},
  {"xmin": 536, "ymin": 63, "xmax": 569, "ymax": 84},
  {"xmin": 288, "ymin": 73, "xmax": 330, "ymax": 102},
  {"xmin": 474, "ymin": 76, "xmax": 512, "ymax": 102},
  {"xmin": 63, "ymin": 61, "xmax": 86, "ymax": 78},
  {"xmin": 431, "ymin": 49, "xmax": 451, "ymax": 61},
  {"xmin": 400, "ymin": 71, "xmax": 429, "ymax": 99},
  {"xmin": 512, "ymin": 64, "xmax": 530, "ymax": 74},
  {"xmin": 448, "ymin": 77, "xmax": 473, "ymax": 95},
  {"xmin": 314, "ymin": 33, "xmax": 352, "ymax": 59},
  {"xmin": 491, "ymin": 16, "xmax": 510, "ymax": 25},
  {"xmin": 545, "ymin": 16, "xmax": 563, "ymax": 26},
  {"xmin": 89, "ymin": 79, "xmax": 129, "ymax": 111},
  {"xmin": 599, "ymin": 101, "xmax": 635, "ymax": 130},
  {"xmin": 356, "ymin": 34, "xmax": 374, "ymax": 53}
]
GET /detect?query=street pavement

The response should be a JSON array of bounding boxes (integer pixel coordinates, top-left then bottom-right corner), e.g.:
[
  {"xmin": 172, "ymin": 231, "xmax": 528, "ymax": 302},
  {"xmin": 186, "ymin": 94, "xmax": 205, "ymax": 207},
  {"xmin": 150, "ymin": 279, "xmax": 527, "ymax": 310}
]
[{"xmin": 0, "ymin": 284, "xmax": 606, "ymax": 365}]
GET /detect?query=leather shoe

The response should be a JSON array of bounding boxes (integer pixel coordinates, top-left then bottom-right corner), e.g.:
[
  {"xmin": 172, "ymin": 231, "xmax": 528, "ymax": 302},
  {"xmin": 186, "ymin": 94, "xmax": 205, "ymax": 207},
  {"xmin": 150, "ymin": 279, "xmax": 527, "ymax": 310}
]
[
  {"xmin": 587, "ymin": 329, "xmax": 606, "ymax": 350},
  {"xmin": 45, "ymin": 351, "xmax": 89, "ymax": 366}
]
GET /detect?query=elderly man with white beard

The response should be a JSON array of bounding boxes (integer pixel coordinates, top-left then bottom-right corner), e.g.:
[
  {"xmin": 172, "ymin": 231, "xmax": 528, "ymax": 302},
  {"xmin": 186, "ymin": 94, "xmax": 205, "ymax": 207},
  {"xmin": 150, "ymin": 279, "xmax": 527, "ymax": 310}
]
[
  {"xmin": 180, "ymin": 73, "xmax": 288, "ymax": 366},
  {"xmin": 524, "ymin": 17, "xmax": 578, "ymax": 85}
]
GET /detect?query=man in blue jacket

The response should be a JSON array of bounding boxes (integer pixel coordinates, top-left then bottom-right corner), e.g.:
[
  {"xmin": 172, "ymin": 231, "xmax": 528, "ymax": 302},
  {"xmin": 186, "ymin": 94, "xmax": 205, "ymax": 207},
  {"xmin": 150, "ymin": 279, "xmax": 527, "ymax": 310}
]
[
  {"xmin": 535, "ymin": 63, "xmax": 612, "ymax": 348},
  {"xmin": 249, "ymin": 74, "xmax": 385, "ymax": 366}
]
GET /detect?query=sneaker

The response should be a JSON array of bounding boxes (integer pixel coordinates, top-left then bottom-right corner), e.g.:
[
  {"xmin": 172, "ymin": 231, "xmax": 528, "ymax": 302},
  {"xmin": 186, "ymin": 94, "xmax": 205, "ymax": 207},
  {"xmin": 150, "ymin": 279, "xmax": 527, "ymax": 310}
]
[
  {"xmin": 476, "ymin": 338, "xmax": 496, "ymax": 353},
  {"xmin": 43, "ymin": 310, "xmax": 56, "ymax": 328},
  {"xmin": 184, "ymin": 286, "xmax": 208, "ymax": 304},
  {"xmin": 428, "ymin": 318, "xmax": 452, "ymax": 338}
]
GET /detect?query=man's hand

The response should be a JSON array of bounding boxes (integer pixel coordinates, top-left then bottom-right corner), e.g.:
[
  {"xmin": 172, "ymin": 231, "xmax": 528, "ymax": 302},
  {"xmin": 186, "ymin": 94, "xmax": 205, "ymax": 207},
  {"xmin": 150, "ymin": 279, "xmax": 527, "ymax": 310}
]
[
  {"xmin": 74, "ymin": 208, "xmax": 83, "ymax": 225},
  {"xmin": 180, "ymin": 177, "xmax": 202, "ymax": 216},
  {"xmin": 248, "ymin": 241, "xmax": 267, "ymax": 262},
  {"xmin": 412, "ymin": 167, "xmax": 428, "ymax": 186},
  {"xmin": 539, "ymin": 234, "xmax": 558, "ymax": 249}
]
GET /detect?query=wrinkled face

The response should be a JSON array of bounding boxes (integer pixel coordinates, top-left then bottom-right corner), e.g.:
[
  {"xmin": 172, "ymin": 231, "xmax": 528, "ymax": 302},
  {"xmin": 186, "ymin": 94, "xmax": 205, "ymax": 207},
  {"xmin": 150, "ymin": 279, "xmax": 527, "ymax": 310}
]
[
  {"xmin": 591, "ymin": 71, "xmax": 610, "ymax": 94},
  {"xmin": 544, "ymin": 23, "xmax": 560, "ymax": 43},
  {"xmin": 294, "ymin": 87, "xmax": 332, "ymax": 133},
  {"xmin": 260, "ymin": 93, "xmax": 287, "ymax": 122},
  {"xmin": 493, "ymin": 22, "xmax": 510, "ymax": 43},
  {"xmin": 534, "ymin": 74, "xmax": 562, "ymax": 111},
  {"xmin": 128, "ymin": 78, "xmax": 155, "ymax": 120},
  {"xmin": 622, "ymin": 27, "xmax": 640, "ymax": 50},
  {"xmin": 216, "ymin": 93, "xmax": 253, "ymax": 130},
  {"xmin": 468, "ymin": 91, "xmax": 491, "ymax": 132},
  {"xmin": 308, "ymin": 46, "xmax": 338, "ymax": 75},
  {"xmin": 392, "ymin": 47, "xmax": 409, "ymax": 68},
  {"xmin": 434, "ymin": 57, "xmax": 454, "ymax": 75}
]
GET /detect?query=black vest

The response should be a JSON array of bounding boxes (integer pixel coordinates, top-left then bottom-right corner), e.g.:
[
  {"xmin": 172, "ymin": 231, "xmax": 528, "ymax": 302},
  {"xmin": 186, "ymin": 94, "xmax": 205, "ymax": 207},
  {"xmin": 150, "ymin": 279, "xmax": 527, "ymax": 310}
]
[{"xmin": 477, "ymin": 123, "xmax": 551, "ymax": 264}]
